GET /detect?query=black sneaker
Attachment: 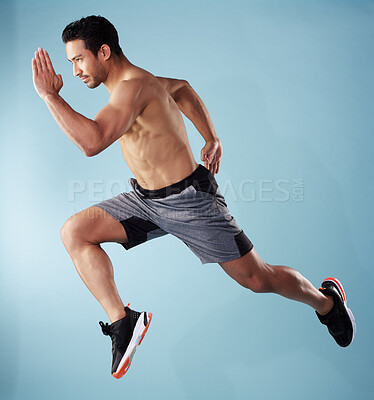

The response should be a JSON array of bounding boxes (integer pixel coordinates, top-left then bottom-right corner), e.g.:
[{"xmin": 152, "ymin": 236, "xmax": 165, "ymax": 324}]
[
  {"xmin": 315, "ymin": 277, "xmax": 356, "ymax": 347},
  {"xmin": 99, "ymin": 304, "xmax": 152, "ymax": 379}
]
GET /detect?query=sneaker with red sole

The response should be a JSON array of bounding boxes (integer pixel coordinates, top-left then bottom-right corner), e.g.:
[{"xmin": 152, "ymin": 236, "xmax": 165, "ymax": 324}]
[
  {"xmin": 99, "ymin": 305, "xmax": 152, "ymax": 379},
  {"xmin": 316, "ymin": 277, "xmax": 356, "ymax": 347}
]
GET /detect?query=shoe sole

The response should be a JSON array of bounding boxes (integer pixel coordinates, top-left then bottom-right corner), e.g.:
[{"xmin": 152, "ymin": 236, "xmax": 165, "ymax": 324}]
[
  {"xmin": 322, "ymin": 277, "xmax": 356, "ymax": 346},
  {"xmin": 112, "ymin": 312, "xmax": 152, "ymax": 379}
]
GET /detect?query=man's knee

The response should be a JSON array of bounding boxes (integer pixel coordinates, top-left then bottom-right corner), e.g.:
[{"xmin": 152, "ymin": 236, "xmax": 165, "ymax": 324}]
[{"xmin": 60, "ymin": 214, "xmax": 84, "ymax": 249}]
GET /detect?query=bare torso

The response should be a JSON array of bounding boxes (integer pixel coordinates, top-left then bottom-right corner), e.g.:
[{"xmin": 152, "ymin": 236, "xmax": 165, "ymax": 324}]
[{"xmin": 115, "ymin": 65, "xmax": 198, "ymax": 190}]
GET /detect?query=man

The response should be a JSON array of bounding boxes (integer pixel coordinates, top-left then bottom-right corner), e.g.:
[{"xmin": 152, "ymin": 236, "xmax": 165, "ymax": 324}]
[{"xmin": 32, "ymin": 15, "xmax": 356, "ymax": 379}]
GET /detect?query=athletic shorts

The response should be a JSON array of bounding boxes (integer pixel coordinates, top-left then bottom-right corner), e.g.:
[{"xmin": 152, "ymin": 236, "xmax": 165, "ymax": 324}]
[{"xmin": 94, "ymin": 164, "xmax": 253, "ymax": 264}]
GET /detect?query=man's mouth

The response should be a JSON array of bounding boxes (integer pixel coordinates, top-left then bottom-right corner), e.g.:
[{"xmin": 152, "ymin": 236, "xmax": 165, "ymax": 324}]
[{"xmin": 80, "ymin": 76, "xmax": 89, "ymax": 82}]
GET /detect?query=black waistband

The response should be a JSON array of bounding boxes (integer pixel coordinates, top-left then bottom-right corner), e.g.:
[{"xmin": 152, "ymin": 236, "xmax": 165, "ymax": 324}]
[{"xmin": 134, "ymin": 164, "xmax": 211, "ymax": 199}]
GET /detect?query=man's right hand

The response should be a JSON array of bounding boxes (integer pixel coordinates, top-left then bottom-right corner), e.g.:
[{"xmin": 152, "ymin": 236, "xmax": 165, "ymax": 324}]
[
  {"xmin": 32, "ymin": 47, "xmax": 63, "ymax": 100},
  {"xmin": 200, "ymin": 138, "xmax": 222, "ymax": 175}
]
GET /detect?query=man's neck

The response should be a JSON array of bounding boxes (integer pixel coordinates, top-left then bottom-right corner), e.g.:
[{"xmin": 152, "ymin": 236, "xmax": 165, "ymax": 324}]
[{"xmin": 103, "ymin": 55, "xmax": 133, "ymax": 93}]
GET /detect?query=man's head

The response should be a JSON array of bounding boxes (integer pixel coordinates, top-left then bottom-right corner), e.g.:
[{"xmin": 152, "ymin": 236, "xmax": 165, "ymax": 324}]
[{"xmin": 62, "ymin": 15, "xmax": 123, "ymax": 88}]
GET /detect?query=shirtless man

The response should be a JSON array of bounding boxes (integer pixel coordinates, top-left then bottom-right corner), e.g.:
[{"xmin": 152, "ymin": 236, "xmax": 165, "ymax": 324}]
[{"xmin": 32, "ymin": 16, "xmax": 356, "ymax": 379}]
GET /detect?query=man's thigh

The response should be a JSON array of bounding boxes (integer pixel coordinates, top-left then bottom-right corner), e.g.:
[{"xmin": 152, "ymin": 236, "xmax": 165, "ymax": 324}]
[{"xmin": 62, "ymin": 206, "xmax": 129, "ymax": 245}]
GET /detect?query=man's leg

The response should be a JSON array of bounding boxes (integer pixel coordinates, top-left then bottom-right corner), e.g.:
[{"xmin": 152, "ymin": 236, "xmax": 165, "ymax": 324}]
[
  {"xmin": 60, "ymin": 206, "xmax": 128, "ymax": 323},
  {"xmin": 219, "ymin": 247, "xmax": 334, "ymax": 315}
]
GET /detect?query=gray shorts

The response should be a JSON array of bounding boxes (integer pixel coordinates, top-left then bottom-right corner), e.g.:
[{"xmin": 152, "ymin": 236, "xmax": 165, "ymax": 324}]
[{"xmin": 94, "ymin": 164, "xmax": 253, "ymax": 264}]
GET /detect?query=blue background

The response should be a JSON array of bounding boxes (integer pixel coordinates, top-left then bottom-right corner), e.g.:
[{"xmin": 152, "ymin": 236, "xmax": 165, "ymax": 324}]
[{"xmin": 1, "ymin": 0, "xmax": 373, "ymax": 399}]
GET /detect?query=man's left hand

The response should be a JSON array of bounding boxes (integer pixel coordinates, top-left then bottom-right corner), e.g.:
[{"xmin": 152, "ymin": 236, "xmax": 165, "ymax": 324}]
[
  {"xmin": 200, "ymin": 138, "xmax": 222, "ymax": 175},
  {"xmin": 32, "ymin": 47, "xmax": 63, "ymax": 100}
]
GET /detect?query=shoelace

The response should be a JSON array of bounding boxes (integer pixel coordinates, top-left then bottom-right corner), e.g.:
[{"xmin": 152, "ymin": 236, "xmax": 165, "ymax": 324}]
[
  {"xmin": 99, "ymin": 303, "xmax": 139, "ymax": 337},
  {"xmin": 99, "ymin": 321, "xmax": 112, "ymax": 336}
]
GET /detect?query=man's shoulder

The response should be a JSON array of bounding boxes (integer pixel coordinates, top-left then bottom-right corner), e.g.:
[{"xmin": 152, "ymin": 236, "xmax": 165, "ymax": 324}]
[
  {"xmin": 109, "ymin": 78, "xmax": 147, "ymax": 106},
  {"xmin": 114, "ymin": 78, "xmax": 144, "ymax": 92},
  {"xmin": 113, "ymin": 72, "xmax": 160, "ymax": 97},
  {"xmin": 108, "ymin": 73, "xmax": 163, "ymax": 115}
]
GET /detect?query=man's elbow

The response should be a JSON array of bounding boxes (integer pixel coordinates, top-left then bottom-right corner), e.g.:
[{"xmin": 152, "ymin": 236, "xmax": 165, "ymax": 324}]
[
  {"xmin": 83, "ymin": 124, "xmax": 105, "ymax": 157},
  {"xmin": 83, "ymin": 150, "xmax": 96, "ymax": 157},
  {"xmin": 83, "ymin": 145, "xmax": 101, "ymax": 157},
  {"xmin": 167, "ymin": 79, "xmax": 189, "ymax": 95},
  {"xmin": 180, "ymin": 79, "xmax": 190, "ymax": 87},
  {"xmin": 175, "ymin": 79, "xmax": 190, "ymax": 92}
]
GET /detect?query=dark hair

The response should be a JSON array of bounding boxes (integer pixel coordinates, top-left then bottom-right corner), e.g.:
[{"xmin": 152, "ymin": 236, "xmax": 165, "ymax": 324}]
[{"xmin": 62, "ymin": 15, "xmax": 123, "ymax": 57}]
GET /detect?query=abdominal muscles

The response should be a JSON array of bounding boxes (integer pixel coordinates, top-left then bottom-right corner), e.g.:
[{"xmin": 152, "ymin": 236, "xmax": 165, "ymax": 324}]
[{"xmin": 117, "ymin": 92, "xmax": 197, "ymax": 189}]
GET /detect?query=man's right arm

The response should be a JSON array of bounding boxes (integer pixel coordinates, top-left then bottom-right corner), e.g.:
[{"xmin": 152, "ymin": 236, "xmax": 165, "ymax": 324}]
[
  {"xmin": 156, "ymin": 76, "xmax": 222, "ymax": 174},
  {"xmin": 156, "ymin": 76, "xmax": 219, "ymax": 143}
]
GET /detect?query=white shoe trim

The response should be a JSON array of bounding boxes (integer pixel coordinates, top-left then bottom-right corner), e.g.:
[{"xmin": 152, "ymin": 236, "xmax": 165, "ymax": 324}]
[
  {"xmin": 115, "ymin": 312, "xmax": 147, "ymax": 373},
  {"xmin": 324, "ymin": 277, "xmax": 356, "ymax": 343}
]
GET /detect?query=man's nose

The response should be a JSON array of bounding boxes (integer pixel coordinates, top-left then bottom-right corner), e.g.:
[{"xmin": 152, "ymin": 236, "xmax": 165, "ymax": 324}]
[{"xmin": 73, "ymin": 63, "xmax": 82, "ymax": 77}]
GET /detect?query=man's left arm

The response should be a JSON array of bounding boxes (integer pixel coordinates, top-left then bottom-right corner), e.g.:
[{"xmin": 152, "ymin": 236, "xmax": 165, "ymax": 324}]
[{"xmin": 32, "ymin": 48, "xmax": 144, "ymax": 157}]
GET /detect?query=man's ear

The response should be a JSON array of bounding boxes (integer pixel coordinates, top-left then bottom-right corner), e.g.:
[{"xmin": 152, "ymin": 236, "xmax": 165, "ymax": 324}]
[{"xmin": 99, "ymin": 44, "xmax": 111, "ymax": 61}]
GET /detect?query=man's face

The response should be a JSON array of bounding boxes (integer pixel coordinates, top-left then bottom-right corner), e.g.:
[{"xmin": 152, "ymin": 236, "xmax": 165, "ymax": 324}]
[{"xmin": 66, "ymin": 39, "xmax": 106, "ymax": 89}]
